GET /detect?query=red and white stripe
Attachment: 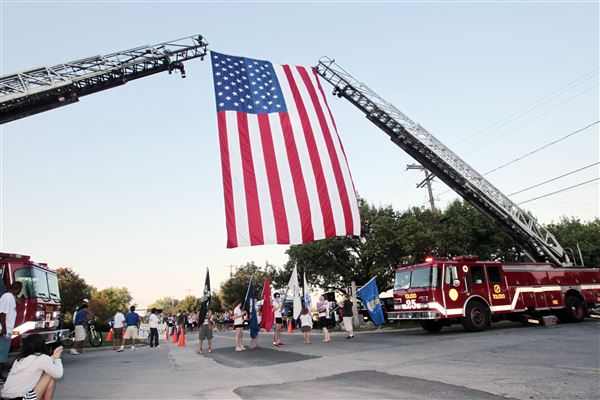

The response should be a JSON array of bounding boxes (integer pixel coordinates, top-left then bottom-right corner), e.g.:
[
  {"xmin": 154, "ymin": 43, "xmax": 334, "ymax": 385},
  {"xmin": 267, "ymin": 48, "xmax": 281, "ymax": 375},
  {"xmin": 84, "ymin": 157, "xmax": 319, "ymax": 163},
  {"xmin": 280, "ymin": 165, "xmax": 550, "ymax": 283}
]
[{"xmin": 218, "ymin": 65, "xmax": 360, "ymax": 248}]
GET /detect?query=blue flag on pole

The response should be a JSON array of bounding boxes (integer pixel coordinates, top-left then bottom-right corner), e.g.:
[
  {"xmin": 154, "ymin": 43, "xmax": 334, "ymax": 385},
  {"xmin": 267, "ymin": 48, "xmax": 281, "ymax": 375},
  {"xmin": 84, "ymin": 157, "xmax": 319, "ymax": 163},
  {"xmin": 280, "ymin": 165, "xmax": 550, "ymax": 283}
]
[
  {"xmin": 244, "ymin": 280, "xmax": 260, "ymax": 338},
  {"xmin": 357, "ymin": 277, "xmax": 385, "ymax": 326}
]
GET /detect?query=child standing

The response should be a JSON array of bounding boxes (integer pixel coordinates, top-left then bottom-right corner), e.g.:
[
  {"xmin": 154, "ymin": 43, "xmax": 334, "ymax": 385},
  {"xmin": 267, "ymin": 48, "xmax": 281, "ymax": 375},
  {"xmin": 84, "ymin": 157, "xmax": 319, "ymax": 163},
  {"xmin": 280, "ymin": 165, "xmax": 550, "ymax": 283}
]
[{"xmin": 300, "ymin": 307, "xmax": 313, "ymax": 344}]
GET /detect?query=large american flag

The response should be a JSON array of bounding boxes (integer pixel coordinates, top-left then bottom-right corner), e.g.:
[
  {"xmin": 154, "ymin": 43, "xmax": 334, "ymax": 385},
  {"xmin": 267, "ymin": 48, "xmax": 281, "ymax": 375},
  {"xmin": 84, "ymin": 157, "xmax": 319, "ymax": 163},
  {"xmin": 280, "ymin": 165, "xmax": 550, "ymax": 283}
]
[{"xmin": 211, "ymin": 51, "xmax": 360, "ymax": 248}]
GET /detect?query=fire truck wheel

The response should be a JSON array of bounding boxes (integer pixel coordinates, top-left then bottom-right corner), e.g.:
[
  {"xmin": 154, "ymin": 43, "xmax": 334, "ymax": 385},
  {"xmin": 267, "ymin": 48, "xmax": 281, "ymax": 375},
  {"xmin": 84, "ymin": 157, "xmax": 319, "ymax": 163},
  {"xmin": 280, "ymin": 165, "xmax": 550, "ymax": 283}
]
[
  {"xmin": 420, "ymin": 320, "xmax": 444, "ymax": 333},
  {"xmin": 564, "ymin": 295, "xmax": 586, "ymax": 322},
  {"xmin": 462, "ymin": 300, "xmax": 490, "ymax": 332}
]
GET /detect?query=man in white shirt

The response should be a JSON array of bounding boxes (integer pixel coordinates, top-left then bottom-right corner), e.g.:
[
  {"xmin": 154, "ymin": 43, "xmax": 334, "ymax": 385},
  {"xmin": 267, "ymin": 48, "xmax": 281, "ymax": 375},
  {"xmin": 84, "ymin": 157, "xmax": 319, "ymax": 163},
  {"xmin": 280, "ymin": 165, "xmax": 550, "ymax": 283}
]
[
  {"xmin": 0, "ymin": 282, "xmax": 22, "ymax": 382},
  {"xmin": 112, "ymin": 309, "xmax": 125, "ymax": 352},
  {"xmin": 148, "ymin": 308, "xmax": 159, "ymax": 348}
]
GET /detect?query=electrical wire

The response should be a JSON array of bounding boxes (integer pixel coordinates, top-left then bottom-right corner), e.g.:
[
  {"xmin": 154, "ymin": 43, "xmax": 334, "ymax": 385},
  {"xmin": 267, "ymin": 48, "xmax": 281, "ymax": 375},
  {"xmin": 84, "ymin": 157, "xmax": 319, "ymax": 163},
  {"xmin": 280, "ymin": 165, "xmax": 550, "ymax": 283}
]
[
  {"xmin": 484, "ymin": 120, "xmax": 599, "ymax": 175},
  {"xmin": 516, "ymin": 178, "xmax": 599, "ymax": 205},
  {"xmin": 451, "ymin": 68, "xmax": 599, "ymax": 149},
  {"xmin": 461, "ymin": 84, "xmax": 599, "ymax": 155},
  {"xmin": 508, "ymin": 162, "xmax": 599, "ymax": 196}
]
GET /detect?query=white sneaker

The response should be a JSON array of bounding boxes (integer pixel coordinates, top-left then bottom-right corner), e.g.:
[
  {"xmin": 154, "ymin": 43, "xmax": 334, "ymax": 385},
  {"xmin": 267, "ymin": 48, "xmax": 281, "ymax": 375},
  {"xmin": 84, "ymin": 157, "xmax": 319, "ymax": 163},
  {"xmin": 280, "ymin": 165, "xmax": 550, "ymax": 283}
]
[
  {"xmin": 70, "ymin": 349, "xmax": 80, "ymax": 355},
  {"xmin": 235, "ymin": 347, "xmax": 243, "ymax": 352},
  {"xmin": 131, "ymin": 346, "xmax": 135, "ymax": 351},
  {"xmin": 119, "ymin": 346, "xmax": 124, "ymax": 351}
]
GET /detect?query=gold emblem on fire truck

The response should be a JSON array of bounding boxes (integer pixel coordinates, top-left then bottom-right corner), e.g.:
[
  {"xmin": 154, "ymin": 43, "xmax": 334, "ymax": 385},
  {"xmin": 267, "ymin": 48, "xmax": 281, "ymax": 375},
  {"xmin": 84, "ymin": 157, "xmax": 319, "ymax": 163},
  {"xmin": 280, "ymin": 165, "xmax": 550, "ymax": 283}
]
[
  {"xmin": 449, "ymin": 288, "xmax": 459, "ymax": 301},
  {"xmin": 493, "ymin": 284, "xmax": 501, "ymax": 294}
]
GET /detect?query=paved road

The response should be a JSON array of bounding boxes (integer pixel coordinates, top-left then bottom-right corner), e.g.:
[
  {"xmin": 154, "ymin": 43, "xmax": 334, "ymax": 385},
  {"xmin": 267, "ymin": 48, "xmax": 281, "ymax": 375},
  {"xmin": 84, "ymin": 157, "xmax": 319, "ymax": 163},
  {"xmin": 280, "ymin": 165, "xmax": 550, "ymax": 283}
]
[{"xmin": 51, "ymin": 321, "xmax": 599, "ymax": 399}]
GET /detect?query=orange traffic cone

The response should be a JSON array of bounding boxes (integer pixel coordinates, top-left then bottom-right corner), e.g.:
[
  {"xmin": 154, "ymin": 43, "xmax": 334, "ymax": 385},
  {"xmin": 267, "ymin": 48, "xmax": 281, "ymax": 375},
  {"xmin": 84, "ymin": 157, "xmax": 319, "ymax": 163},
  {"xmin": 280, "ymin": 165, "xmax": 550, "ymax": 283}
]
[
  {"xmin": 172, "ymin": 328, "xmax": 179, "ymax": 344},
  {"xmin": 287, "ymin": 319, "xmax": 293, "ymax": 334},
  {"xmin": 165, "ymin": 328, "xmax": 169, "ymax": 341},
  {"xmin": 106, "ymin": 329, "xmax": 113, "ymax": 341},
  {"xmin": 178, "ymin": 330, "xmax": 186, "ymax": 347}
]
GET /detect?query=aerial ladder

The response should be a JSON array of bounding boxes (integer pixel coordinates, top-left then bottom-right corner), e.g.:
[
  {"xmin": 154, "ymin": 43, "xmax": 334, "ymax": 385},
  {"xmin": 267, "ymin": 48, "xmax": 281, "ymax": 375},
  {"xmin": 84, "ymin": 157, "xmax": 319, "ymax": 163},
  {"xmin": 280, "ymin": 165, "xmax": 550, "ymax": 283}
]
[
  {"xmin": 0, "ymin": 35, "xmax": 208, "ymax": 124},
  {"xmin": 316, "ymin": 57, "xmax": 574, "ymax": 267}
]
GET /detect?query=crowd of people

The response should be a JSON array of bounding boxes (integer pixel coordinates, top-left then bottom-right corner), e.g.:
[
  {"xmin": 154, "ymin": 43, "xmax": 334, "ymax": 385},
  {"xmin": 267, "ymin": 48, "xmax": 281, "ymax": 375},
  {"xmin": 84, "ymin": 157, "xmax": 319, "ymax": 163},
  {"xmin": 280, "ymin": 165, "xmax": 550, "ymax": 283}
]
[{"xmin": 0, "ymin": 289, "xmax": 358, "ymax": 399}]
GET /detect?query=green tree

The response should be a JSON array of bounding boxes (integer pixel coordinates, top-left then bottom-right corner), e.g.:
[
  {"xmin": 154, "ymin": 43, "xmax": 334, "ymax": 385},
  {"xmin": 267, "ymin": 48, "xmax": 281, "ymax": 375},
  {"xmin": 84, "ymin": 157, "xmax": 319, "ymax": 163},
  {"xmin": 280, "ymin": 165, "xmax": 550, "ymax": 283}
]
[
  {"xmin": 178, "ymin": 295, "xmax": 200, "ymax": 313},
  {"xmin": 220, "ymin": 262, "xmax": 275, "ymax": 309},
  {"xmin": 283, "ymin": 199, "xmax": 527, "ymax": 292},
  {"xmin": 547, "ymin": 217, "xmax": 600, "ymax": 267},
  {"xmin": 56, "ymin": 268, "xmax": 94, "ymax": 323},
  {"xmin": 208, "ymin": 291, "xmax": 224, "ymax": 313},
  {"xmin": 91, "ymin": 287, "xmax": 132, "ymax": 323},
  {"xmin": 147, "ymin": 297, "xmax": 179, "ymax": 315}
]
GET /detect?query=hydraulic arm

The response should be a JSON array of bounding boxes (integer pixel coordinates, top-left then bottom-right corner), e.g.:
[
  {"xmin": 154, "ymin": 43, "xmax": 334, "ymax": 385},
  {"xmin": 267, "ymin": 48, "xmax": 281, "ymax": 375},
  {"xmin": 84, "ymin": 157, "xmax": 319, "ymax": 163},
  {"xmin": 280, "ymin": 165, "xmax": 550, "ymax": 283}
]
[
  {"xmin": 316, "ymin": 57, "xmax": 571, "ymax": 267},
  {"xmin": 0, "ymin": 35, "xmax": 208, "ymax": 124}
]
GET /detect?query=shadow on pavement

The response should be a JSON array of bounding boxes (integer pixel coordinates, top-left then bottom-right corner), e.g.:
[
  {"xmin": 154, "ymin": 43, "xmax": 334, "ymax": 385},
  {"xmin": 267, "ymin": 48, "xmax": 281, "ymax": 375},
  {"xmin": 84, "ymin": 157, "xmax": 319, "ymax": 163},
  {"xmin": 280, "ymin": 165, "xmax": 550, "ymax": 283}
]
[
  {"xmin": 209, "ymin": 347, "xmax": 320, "ymax": 368},
  {"xmin": 234, "ymin": 370, "xmax": 515, "ymax": 399}
]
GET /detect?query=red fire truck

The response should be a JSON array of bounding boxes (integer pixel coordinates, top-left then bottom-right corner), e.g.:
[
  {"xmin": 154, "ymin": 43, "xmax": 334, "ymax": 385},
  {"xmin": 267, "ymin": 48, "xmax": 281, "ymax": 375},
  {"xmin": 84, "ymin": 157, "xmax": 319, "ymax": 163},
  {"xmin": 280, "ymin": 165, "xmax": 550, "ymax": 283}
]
[
  {"xmin": 0, "ymin": 253, "xmax": 69, "ymax": 348},
  {"xmin": 316, "ymin": 59, "xmax": 600, "ymax": 332},
  {"xmin": 390, "ymin": 256, "xmax": 599, "ymax": 332}
]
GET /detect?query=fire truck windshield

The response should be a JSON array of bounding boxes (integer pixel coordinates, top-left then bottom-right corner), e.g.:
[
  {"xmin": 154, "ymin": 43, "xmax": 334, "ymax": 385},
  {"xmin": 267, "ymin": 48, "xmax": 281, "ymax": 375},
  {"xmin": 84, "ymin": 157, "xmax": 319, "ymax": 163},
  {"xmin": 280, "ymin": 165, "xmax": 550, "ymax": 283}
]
[
  {"xmin": 14, "ymin": 268, "xmax": 53, "ymax": 300},
  {"xmin": 394, "ymin": 267, "xmax": 440, "ymax": 290}
]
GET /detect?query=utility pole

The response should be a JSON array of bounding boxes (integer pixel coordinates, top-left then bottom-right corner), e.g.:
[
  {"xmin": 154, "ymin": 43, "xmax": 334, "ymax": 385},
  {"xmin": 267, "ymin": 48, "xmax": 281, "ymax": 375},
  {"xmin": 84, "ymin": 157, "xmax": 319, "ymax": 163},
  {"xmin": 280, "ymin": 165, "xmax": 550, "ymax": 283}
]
[
  {"xmin": 407, "ymin": 163, "xmax": 436, "ymax": 213},
  {"xmin": 228, "ymin": 265, "xmax": 239, "ymax": 278}
]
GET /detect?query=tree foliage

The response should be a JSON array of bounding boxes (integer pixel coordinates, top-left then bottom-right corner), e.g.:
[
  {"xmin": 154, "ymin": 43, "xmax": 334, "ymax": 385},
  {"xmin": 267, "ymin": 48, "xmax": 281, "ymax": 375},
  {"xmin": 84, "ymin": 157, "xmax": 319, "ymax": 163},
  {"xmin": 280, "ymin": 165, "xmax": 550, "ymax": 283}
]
[
  {"xmin": 282, "ymin": 199, "xmax": 598, "ymax": 293},
  {"xmin": 219, "ymin": 262, "xmax": 279, "ymax": 310},
  {"xmin": 547, "ymin": 217, "xmax": 600, "ymax": 267},
  {"xmin": 90, "ymin": 287, "xmax": 132, "ymax": 323},
  {"xmin": 208, "ymin": 291, "xmax": 224, "ymax": 313},
  {"xmin": 56, "ymin": 267, "xmax": 94, "ymax": 322},
  {"xmin": 147, "ymin": 297, "xmax": 179, "ymax": 315},
  {"xmin": 178, "ymin": 295, "xmax": 200, "ymax": 313}
]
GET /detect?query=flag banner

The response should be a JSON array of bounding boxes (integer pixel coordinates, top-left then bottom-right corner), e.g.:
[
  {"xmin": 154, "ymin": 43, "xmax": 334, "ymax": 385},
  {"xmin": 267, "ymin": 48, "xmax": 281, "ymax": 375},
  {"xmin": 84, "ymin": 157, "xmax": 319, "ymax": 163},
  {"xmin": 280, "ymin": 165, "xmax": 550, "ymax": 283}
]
[
  {"xmin": 260, "ymin": 277, "xmax": 274, "ymax": 332},
  {"xmin": 303, "ymin": 272, "xmax": 311, "ymax": 311},
  {"xmin": 244, "ymin": 280, "xmax": 260, "ymax": 338},
  {"xmin": 287, "ymin": 265, "xmax": 302, "ymax": 319},
  {"xmin": 357, "ymin": 277, "xmax": 385, "ymax": 326},
  {"xmin": 198, "ymin": 268, "xmax": 211, "ymax": 325},
  {"xmin": 211, "ymin": 51, "xmax": 361, "ymax": 248}
]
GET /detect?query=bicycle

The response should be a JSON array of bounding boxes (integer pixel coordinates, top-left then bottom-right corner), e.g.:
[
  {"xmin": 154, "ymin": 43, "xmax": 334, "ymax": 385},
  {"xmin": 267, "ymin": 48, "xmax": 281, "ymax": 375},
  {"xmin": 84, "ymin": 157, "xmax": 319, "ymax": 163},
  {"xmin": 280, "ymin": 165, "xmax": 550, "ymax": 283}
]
[{"xmin": 62, "ymin": 320, "xmax": 103, "ymax": 348}]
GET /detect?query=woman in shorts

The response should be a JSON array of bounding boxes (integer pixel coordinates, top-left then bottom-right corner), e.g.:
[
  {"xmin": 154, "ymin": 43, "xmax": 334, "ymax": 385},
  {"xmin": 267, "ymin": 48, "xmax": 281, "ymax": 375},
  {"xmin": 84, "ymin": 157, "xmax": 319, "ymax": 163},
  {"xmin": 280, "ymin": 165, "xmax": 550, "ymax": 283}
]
[
  {"xmin": 317, "ymin": 295, "xmax": 331, "ymax": 342},
  {"xmin": 233, "ymin": 300, "xmax": 246, "ymax": 352},
  {"xmin": 197, "ymin": 310, "xmax": 214, "ymax": 354},
  {"xmin": 272, "ymin": 293, "xmax": 283, "ymax": 346},
  {"xmin": 299, "ymin": 307, "xmax": 313, "ymax": 344}
]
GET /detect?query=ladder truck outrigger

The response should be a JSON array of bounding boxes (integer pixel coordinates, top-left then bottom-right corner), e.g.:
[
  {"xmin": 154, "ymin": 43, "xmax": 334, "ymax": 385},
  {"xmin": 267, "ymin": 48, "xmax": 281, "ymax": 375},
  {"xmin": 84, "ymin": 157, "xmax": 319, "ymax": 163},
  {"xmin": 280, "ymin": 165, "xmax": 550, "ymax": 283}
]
[
  {"xmin": 0, "ymin": 35, "xmax": 209, "ymax": 349},
  {"xmin": 316, "ymin": 58, "xmax": 600, "ymax": 332}
]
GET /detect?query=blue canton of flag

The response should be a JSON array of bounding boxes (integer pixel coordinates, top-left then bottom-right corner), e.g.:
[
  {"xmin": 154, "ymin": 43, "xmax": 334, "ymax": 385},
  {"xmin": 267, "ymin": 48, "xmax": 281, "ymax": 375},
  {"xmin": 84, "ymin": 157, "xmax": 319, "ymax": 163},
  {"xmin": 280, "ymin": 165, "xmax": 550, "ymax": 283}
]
[
  {"xmin": 357, "ymin": 277, "xmax": 385, "ymax": 326},
  {"xmin": 212, "ymin": 52, "xmax": 287, "ymax": 114}
]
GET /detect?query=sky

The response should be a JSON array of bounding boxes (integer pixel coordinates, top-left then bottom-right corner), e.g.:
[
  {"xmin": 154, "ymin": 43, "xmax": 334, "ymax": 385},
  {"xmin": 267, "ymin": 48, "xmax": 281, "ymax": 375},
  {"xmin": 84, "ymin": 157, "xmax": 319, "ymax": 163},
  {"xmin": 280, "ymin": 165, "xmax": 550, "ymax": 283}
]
[{"xmin": 0, "ymin": 1, "xmax": 598, "ymax": 307}]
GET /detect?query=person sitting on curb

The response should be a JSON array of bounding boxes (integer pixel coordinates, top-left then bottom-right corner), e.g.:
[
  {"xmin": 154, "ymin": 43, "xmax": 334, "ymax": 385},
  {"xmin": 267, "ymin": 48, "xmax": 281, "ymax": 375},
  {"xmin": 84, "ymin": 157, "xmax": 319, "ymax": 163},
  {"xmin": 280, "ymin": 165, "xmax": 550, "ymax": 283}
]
[{"xmin": 0, "ymin": 333, "xmax": 63, "ymax": 400}]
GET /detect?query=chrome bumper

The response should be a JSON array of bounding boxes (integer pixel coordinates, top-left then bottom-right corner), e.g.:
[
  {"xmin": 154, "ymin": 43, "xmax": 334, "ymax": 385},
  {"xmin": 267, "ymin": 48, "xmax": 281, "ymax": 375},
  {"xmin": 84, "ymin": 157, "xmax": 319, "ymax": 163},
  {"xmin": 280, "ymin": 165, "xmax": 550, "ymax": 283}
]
[
  {"xmin": 22, "ymin": 329, "xmax": 71, "ymax": 344},
  {"xmin": 388, "ymin": 311, "xmax": 441, "ymax": 320}
]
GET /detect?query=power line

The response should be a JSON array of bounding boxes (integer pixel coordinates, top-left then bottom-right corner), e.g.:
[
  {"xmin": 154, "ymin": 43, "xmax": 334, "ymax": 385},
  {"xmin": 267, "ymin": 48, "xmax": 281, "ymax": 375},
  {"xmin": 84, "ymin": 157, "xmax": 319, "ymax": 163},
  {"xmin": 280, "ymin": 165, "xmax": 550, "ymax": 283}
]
[
  {"xmin": 508, "ymin": 162, "xmax": 599, "ymax": 196},
  {"xmin": 434, "ymin": 120, "xmax": 599, "ymax": 200},
  {"xmin": 461, "ymin": 83, "xmax": 599, "ymax": 155},
  {"xmin": 484, "ymin": 120, "xmax": 599, "ymax": 175},
  {"xmin": 516, "ymin": 178, "xmax": 599, "ymax": 205},
  {"xmin": 451, "ymin": 68, "xmax": 599, "ymax": 149}
]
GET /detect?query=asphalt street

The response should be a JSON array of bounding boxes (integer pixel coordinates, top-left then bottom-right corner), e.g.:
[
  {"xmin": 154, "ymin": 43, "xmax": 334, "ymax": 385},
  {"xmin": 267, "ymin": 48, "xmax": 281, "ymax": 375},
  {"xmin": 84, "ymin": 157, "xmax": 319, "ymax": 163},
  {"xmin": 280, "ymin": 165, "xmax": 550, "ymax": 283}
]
[{"xmin": 50, "ymin": 321, "xmax": 599, "ymax": 399}]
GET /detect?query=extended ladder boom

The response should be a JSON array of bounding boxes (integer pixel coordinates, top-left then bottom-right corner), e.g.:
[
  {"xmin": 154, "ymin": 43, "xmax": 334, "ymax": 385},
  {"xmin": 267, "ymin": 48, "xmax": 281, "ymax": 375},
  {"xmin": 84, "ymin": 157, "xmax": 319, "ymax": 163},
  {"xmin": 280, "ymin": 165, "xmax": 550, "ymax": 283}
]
[
  {"xmin": 316, "ymin": 57, "xmax": 571, "ymax": 267},
  {"xmin": 1, "ymin": 35, "xmax": 209, "ymax": 124}
]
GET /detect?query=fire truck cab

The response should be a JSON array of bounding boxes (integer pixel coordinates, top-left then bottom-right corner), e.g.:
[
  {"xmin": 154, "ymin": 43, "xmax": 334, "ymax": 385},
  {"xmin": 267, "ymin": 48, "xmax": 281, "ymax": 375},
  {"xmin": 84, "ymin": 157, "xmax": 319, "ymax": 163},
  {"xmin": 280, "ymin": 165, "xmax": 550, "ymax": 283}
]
[
  {"xmin": 388, "ymin": 255, "xmax": 600, "ymax": 332},
  {"xmin": 0, "ymin": 253, "xmax": 70, "ymax": 348}
]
